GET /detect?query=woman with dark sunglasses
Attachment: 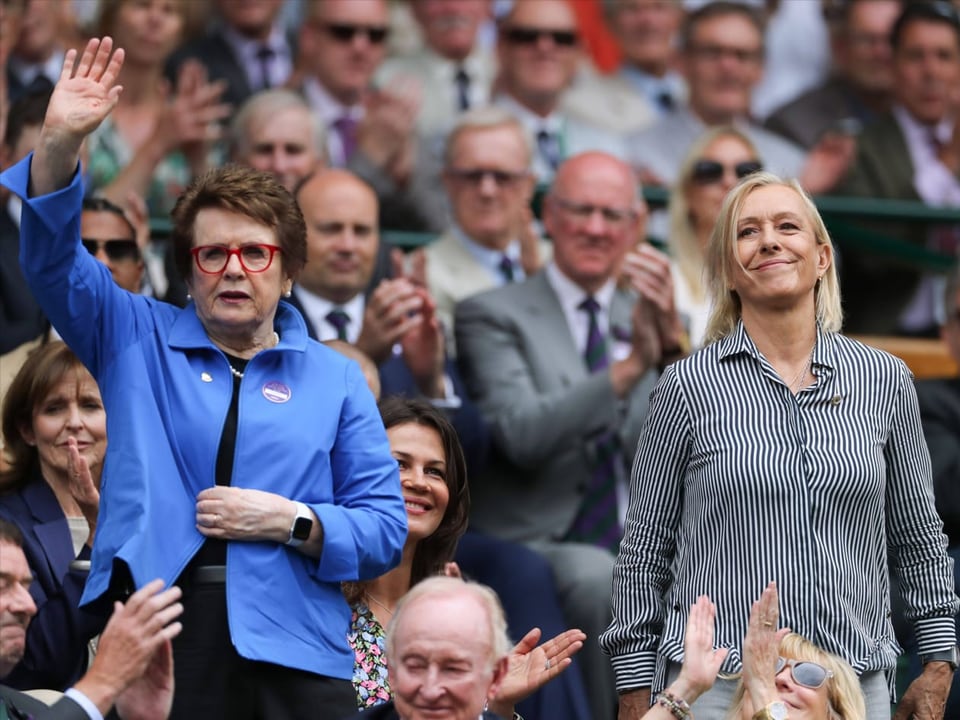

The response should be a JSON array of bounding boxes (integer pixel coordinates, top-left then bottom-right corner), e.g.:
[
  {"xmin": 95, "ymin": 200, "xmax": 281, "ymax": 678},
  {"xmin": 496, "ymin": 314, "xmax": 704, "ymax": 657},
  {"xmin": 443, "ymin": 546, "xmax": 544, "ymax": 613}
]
[{"xmin": 667, "ymin": 126, "xmax": 763, "ymax": 347}]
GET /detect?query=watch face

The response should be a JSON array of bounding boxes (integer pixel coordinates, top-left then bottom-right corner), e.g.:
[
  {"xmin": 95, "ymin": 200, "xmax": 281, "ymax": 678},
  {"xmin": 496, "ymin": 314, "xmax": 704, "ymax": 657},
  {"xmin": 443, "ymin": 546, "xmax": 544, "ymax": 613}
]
[{"xmin": 292, "ymin": 516, "xmax": 312, "ymax": 541}]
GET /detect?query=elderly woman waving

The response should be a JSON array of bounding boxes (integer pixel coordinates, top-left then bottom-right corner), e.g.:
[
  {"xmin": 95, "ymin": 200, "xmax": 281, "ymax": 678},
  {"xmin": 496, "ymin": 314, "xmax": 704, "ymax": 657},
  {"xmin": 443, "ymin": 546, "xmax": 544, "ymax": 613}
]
[
  {"xmin": 0, "ymin": 38, "xmax": 407, "ymax": 720},
  {"xmin": 601, "ymin": 172, "xmax": 958, "ymax": 720}
]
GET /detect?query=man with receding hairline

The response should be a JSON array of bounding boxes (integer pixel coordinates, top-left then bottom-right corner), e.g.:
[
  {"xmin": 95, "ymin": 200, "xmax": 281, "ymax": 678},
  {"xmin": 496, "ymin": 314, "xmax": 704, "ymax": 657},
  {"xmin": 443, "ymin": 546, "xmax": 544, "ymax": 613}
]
[{"xmin": 456, "ymin": 151, "xmax": 685, "ymax": 720}]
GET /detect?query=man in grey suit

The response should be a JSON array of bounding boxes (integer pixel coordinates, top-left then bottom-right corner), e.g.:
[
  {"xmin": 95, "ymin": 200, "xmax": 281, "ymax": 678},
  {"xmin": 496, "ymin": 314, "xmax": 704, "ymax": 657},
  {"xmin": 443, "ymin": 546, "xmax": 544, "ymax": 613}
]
[
  {"xmin": 0, "ymin": 519, "xmax": 183, "ymax": 720},
  {"xmin": 456, "ymin": 151, "xmax": 686, "ymax": 720}
]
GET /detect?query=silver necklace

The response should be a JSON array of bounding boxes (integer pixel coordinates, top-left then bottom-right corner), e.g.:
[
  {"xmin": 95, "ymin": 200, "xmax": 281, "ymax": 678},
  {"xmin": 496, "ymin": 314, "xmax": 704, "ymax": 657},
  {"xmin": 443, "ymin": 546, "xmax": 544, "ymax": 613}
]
[
  {"xmin": 789, "ymin": 348, "xmax": 814, "ymax": 394},
  {"xmin": 225, "ymin": 332, "xmax": 279, "ymax": 380}
]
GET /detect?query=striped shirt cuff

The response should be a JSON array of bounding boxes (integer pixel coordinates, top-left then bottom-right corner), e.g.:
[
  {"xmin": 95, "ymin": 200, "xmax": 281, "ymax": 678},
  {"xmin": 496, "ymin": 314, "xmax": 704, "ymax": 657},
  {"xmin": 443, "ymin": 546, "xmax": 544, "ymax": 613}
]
[
  {"xmin": 64, "ymin": 688, "xmax": 103, "ymax": 720},
  {"xmin": 610, "ymin": 650, "xmax": 657, "ymax": 692},
  {"xmin": 914, "ymin": 616, "xmax": 958, "ymax": 655}
]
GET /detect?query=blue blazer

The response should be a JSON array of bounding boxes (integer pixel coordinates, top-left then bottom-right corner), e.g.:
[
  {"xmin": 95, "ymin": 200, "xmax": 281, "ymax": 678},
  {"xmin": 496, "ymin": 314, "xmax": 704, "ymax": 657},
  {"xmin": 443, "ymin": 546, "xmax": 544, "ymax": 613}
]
[{"xmin": 0, "ymin": 478, "xmax": 103, "ymax": 691}]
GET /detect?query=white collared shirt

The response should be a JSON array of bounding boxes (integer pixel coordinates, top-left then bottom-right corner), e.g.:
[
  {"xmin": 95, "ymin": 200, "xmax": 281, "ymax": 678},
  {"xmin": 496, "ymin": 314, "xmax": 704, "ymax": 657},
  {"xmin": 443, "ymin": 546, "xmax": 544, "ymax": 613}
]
[
  {"xmin": 220, "ymin": 22, "xmax": 293, "ymax": 91},
  {"xmin": 7, "ymin": 49, "xmax": 64, "ymax": 90},
  {"xmin": 451, "ymin": 224, "xmax": 525, "ymax": 286},
  {"xmin": 293, "ymin": 286, "xmax": 365, "ymax": 343},
  {"xmin": 892, "ymin": 105, "xmax": 960, "ymax": 206}
]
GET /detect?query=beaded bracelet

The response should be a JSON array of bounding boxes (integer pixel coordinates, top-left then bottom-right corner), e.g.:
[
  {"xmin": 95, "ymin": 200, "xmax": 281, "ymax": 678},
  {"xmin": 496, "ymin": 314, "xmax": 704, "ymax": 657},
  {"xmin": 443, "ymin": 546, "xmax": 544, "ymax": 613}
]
[{"xmin": 654, "ymin": 690, "xmax": 692, "ymax": 720}]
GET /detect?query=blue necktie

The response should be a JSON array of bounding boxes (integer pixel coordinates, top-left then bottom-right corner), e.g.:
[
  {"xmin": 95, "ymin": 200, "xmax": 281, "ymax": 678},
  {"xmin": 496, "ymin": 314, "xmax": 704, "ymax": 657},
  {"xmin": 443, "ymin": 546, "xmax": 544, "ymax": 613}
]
[{"xmin": 566, "ymin": 297, "xmax": 622, "ymax": 552}]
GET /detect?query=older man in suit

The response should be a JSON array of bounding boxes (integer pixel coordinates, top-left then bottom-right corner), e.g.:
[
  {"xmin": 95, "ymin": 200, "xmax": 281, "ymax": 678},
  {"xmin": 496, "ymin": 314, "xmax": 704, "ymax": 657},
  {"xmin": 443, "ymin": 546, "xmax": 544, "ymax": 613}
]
[
  {"xmin": 838, "ymin": 1, "xmax": 960, "ymax": 336},
  {"xmin": 456, "ymin": 151, "xmax": 685, "ymax": 720},
  {"xmin": 426, "ymin": 106, "xmax": 549, "ymax": 344},
  {"xmin": 0, "ymin": 519, "xmax": 183, "ymax": 720}
]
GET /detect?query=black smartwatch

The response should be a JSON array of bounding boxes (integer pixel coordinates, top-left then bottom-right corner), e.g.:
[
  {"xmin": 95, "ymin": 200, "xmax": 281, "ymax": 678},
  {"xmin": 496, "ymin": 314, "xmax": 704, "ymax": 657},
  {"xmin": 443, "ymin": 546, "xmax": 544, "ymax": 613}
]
[
  {"xmin": 286, "ymin": 501, "xmax": 313, "ymax": 547},
  {"xmin": 920, "ymin": 646, "xmax": 960, "ymax": 672}
]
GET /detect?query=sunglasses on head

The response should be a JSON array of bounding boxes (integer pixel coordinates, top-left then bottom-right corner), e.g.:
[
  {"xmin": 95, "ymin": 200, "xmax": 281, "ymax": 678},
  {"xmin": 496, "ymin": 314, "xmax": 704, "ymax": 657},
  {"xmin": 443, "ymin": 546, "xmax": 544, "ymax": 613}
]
[
  {"xmin": 82, "ymin": 238, "xmax": 140, "ymax": 262},
  {"xmin": 503, "ymin": 26, "xmax": 578, "ymax": 47},
  {"xmin": 776, "ymin": 657, "xmax": 834, "ymax": 689},
  {"xmin": 691, "ymin": 159, "xmax": 763, "ymax": 185},
  {"xmin": 321, "ymin": 22, "xmax": 389, "ymax": 44}
]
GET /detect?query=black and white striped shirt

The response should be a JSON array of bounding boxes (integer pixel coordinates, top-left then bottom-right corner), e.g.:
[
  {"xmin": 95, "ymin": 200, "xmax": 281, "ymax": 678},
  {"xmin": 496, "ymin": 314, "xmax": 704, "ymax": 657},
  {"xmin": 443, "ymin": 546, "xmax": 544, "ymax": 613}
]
[{"xmin": 600, "ymin": 322, "xmax": 958, "ymax": 692}]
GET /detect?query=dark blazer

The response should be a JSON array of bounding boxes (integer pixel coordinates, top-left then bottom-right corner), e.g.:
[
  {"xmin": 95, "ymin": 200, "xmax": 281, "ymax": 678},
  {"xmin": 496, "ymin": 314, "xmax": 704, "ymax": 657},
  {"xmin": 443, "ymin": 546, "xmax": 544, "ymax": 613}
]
[
  {"xmin": 834, "ymin": 111, "xmax": 932, "ymax": 334},
  {"xmin": 165, "ymin": 27, "xmax": 297, "ymax": 111},
  {"xmin": 0, "ymin": 685, "xmax": 88, "ymax": 719},
  {"xmin": 0, "ymin": 206, "xmax": 48, "ymax": 354},
  {"xmin": 352, "ymin": 700, "xmax": 504, "ymax": 719},
  {"xmin": 0, "ymin": 479, "xmax": 104, "ymax": 691},
  {"xmin": 764, "ymin": 76, "xmax": 881, "ymax": 149},
  {"xmin": 915, "ymin": 377, "xmax": 960, "ymax": 546},
  {"xmin": 285, "ymin": 288, "xmax": 490, "ymax": 476}
]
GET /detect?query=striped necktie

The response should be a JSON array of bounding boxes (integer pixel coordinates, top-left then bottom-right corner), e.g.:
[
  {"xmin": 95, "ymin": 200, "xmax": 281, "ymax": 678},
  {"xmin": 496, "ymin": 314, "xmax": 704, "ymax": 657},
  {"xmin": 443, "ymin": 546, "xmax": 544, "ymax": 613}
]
[{"xmin": 566, "ymin": 296, "xmax": 622, "ymax": 552}]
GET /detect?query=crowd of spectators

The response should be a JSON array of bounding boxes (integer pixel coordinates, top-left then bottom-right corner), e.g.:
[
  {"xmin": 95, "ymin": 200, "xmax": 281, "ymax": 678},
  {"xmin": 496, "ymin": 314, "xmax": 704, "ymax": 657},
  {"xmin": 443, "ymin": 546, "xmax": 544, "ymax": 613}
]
[{"xmin": 1, "ymin": 1, "xmax": 960, "ymax": 720}]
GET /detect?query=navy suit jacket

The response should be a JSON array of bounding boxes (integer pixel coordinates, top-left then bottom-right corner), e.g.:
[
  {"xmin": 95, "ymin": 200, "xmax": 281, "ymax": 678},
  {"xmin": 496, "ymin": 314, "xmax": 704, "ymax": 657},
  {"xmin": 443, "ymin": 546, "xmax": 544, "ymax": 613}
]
[
  {"xmin": 0, "ymin": 206, "xmax": 48, "ymax": 354},
  {"xmin": 285, "ymin": 289, "xmax": 490, "ymax": 475},
  {"xmin": 0, "ymin": 479, "xmax": 104, "ymax": 691},
  {"xmin": 915, "ymin": 377, "xmax": 960, "ymax": 546}
]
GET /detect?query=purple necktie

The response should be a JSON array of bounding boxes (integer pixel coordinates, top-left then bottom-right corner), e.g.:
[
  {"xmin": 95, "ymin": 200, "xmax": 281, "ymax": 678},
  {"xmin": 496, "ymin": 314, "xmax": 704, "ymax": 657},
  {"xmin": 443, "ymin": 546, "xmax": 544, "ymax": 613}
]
[
  {"xmin": 325, "ymin": 309, "xmax": 350, "ymax": 341},
  {"xmin": 566, "ymin": 297, "xmax": 622, "ymax": 552},
  {"xmin": 333, "ymin": 115, "xmax": 358, "ymax": 165},
  {"xmin": 498, "ymin": 255, "xmax": 515, "ymax": 283}
]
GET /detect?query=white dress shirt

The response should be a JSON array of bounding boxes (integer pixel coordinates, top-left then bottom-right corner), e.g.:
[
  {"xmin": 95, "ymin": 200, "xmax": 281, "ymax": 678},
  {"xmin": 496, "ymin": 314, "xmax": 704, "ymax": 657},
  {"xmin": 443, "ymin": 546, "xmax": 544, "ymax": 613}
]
[{"xmin": 294, "ymin": 286, "xmax": 365, "ymax": 343}]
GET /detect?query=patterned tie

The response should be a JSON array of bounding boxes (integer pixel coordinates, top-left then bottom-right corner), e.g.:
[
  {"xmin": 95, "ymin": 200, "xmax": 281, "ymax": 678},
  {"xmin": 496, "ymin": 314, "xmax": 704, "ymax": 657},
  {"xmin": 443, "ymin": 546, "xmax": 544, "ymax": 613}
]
[
  {"xmin": 536, "ymin": 128, "xmax": 561, "ymax": 172},
  {"xmin": 454, "ymin": 67, "xmax": 471, "ymax": 111},
  {"xmin": 566, "ymin": 296, "xmax": 622, "ymax": 552},
  {"xmin": 333, "ymin": 115, "xmax": 358, "ymax": 165},
  {"xmin": 256, "ymin": 45, "xmax": 275, "ymax": 89},
  {"xmin": 325, "ymin": 309, "xmax": 351, "ymax": 341},
  {"xmin": 498, "ymin": 255, "xmax": 515, "ymax": 283}
]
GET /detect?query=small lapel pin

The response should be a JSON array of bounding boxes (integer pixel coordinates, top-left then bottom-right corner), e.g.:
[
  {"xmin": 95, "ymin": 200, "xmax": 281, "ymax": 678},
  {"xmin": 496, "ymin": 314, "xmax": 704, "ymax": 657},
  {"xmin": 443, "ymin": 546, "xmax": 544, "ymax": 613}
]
[{"xmin": 201, "ymin": 372, "xmax": 213, "ymax": 383}]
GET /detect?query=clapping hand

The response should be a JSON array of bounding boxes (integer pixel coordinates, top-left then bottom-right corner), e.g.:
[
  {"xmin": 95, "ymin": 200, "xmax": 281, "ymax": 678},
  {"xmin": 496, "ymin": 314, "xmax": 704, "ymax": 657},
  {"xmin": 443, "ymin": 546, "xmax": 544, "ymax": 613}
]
[
  {"xmin": 742, "ymin": 582, "xmax": 791, "ymax": 712},
  {"xmin": 669, "ymin": 596, "xmax": 729, "ymax": 703},
  {"xmin": 487, "ymin": 627, "xmax": 586, "ymax": 717},
  {"xmin": 67, "ymin": 437, "xmax": 100, "ymax": 545}
]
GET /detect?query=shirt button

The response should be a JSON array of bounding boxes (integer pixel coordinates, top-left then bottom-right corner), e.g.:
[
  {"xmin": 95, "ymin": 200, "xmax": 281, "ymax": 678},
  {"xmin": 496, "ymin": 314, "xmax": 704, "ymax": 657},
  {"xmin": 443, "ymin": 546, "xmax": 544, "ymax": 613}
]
[{"xmin": 830, "ymin": 395, "xmax": 841, "ymax": 406}]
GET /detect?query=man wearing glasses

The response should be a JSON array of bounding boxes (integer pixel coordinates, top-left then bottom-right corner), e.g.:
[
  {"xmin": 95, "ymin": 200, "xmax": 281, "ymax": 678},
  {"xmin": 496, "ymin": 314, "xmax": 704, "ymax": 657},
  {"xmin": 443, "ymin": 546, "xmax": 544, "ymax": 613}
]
[
  {"xmin": 297, "ymin": 0, "xmax": 444, "ymax": 234},
  {"xmin": 456, "ymin": 151, "xmax": 684, "ymax": 720},
  {"xmin": 493, "ymin": 0, "xmax": 627, "ymax": 183},
  {"xmin": 81, "ymin": 197, "xmax": 144, "ymax": 294},
  {"xmin": 426, "ymin": 107, "xmax": 549, "ymax": 345}
]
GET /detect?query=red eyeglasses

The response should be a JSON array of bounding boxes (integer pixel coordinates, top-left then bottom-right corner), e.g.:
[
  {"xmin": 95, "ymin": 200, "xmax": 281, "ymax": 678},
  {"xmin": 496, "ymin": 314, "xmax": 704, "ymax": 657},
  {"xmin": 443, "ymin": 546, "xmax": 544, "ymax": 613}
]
[{"xmin": 190, "ymin": 244, "xmax": 283, "ymax": 274}]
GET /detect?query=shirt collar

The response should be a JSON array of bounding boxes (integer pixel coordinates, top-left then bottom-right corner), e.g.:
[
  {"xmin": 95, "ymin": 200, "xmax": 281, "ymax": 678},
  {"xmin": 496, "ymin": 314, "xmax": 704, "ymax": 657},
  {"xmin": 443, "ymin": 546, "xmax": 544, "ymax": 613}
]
[
  {"xmin": 7, "ymin": 49, "xmax": 64, "ymax": 87},
  {"xmin": 717, "ymin": 320, "xmax": 836, "ymax": 372},
  {"xmin": 294, "ymin": 285, "xmax": 365, "ymax": 342},
  {"xmin": 220, "ymin": 21, "xmax": 289, "ymax": 63},
  {"xmin": 495, "ymin": 93, "xmax": 564, "ymax": 134},
  {"xmin": 545, "ymin": 260, "xmax": 616, "ymax": 317},
  {"xmin": 451, "ymin": 223, "xmax": 522, "ymax": 282},
  {"xmin": 303, "ymin": 77, "xmax": 364, "ymax": 125}
]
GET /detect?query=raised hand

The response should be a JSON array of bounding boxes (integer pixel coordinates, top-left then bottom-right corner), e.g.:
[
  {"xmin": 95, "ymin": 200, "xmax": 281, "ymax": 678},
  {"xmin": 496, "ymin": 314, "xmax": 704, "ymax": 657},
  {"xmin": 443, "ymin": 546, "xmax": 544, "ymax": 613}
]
[
  {"xmin": 742, "ymin": 582, "xmax": 791, "ymax": 712},
  {"xmin": 488, "ymin": 626, "xmax": 586, "ymax": 717},
  {"xmin": 670, "ymin": 596, "xmax": 728, "ymax": 703},
  {"xmin": 356, "ymin": 278, "xmax": 425, "ymax": 364},
  {"xmin": 33, "ymin": 37, "xmax": 125, "ymax": 195}
]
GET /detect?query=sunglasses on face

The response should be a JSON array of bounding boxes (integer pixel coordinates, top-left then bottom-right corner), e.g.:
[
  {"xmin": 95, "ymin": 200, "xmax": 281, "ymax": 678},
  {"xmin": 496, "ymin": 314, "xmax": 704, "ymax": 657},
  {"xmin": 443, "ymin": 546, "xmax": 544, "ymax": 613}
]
[
  {"xmin": 691, "ymin": 159, "xmax": 763, "ymax": 185},
  {"xmin": 503, "ymin": 26, "xmax": 578, "ymax": 47},
  {"xmin": 776, "ymin": 657, "xmax": 834, "ymax": 689},
  {"xmin": 446, "ymin": 168, "xmax": 529, "ymax": 187},
  {"xmin": 82, "ymin": 238, "xmax": 140, "ymax": 262},
  {"xmin": 321, "ymin": 22, "xmax": 390, "ymax": 44}
]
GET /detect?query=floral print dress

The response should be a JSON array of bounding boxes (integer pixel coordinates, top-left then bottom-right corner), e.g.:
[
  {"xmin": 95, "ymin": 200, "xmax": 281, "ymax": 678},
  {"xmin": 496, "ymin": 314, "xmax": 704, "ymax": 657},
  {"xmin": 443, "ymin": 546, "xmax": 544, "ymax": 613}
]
[{"xmin": 349, "ymin": 601, "xmax": 392, "ymax": 708}]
